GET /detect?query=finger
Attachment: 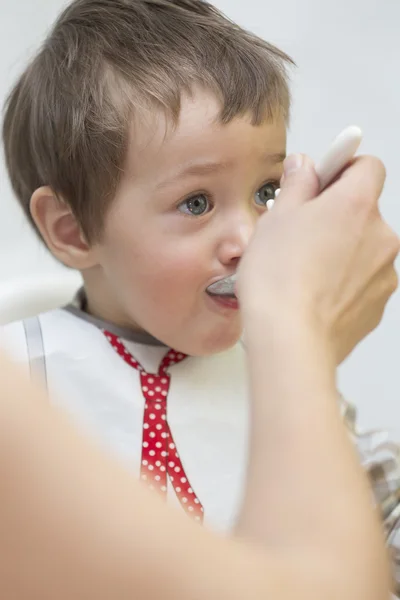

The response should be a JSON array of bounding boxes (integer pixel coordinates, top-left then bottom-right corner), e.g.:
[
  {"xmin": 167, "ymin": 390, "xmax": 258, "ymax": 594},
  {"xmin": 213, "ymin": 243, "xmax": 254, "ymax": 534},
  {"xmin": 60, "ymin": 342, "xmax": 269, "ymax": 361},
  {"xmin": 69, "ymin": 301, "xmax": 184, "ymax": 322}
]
[
  {"xmin": 320, "ymin": 155, "xmax": 387, "ymax": 215},
  {"xmin": 276, "ymin": 154, "xmax": 320, "ymax": 211},
  {"xmin": 377, "ymin": 221, "xmax": 400, "ymax": 265},
  {"xmin": 360, "ymin": 263, "xmax": 398, "ymax": 333}
]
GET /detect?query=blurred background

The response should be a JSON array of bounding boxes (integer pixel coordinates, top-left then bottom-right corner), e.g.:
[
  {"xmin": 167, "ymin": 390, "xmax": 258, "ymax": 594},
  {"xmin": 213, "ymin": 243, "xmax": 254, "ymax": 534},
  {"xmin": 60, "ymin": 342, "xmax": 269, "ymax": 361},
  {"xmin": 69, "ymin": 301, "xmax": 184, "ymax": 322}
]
[{"xmin": 0, "ymin": 0, "xmax": 399, "ymax": 434}]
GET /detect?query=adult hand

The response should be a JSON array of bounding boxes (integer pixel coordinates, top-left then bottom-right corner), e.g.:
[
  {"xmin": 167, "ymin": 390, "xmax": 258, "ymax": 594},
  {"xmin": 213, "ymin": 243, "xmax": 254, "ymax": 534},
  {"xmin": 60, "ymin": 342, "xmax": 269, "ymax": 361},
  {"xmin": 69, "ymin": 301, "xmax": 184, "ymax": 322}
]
[{"xmin": 238, "ymin": 154, "xmax": 399, "ymax": 363}]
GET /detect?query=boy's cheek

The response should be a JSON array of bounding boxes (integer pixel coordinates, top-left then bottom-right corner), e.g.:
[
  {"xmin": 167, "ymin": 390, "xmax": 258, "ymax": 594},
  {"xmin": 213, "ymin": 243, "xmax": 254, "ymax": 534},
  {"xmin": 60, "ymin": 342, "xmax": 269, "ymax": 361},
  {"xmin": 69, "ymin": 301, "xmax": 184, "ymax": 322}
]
[
  {"xmin": 143, "ymin": 246, "xmax": 209, "ymax": 281},
  {"xmin": 100, "ymin": 231, "xmax": 211, "ymax": 299}
]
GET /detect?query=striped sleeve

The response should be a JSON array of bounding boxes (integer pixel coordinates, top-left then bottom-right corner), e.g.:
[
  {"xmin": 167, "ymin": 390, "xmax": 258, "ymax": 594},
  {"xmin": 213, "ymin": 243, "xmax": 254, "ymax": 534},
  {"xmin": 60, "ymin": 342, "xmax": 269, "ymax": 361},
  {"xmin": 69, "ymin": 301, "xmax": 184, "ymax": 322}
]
[{"xmin": 341, "ymin": 396, "xmax": 400, "ymax": 597}]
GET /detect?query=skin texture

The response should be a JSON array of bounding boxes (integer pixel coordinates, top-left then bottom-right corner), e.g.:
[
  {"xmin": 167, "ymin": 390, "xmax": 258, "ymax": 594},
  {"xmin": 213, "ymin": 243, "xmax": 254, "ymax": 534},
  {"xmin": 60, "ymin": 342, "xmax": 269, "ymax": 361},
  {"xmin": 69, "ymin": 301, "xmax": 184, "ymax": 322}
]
[
  {"xmin": 0, "ymin": 155, "xmax": 394, "ymax": 598},
  {"xmin": 31, "ymin": 88, "xmax": 286, "ymax": 355},
  {"xmin": 23, "ymin": 90, "xmax": 398, "ymax": 599}
]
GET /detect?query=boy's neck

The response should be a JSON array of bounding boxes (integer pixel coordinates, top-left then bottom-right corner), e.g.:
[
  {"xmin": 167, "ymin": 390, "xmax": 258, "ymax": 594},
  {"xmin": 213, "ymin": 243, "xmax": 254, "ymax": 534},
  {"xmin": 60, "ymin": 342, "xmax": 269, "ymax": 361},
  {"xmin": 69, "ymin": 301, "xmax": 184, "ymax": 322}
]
[{"xmin": 65, "ymin": 287, "xmax": 166, "ymax": 346}]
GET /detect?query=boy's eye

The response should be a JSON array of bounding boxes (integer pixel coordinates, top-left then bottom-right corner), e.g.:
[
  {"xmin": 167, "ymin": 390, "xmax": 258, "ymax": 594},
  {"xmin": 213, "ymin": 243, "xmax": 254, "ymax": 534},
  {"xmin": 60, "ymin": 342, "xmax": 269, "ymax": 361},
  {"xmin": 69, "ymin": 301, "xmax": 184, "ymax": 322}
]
[
  {"xmin": 178, "ymin": 194, "xmax": 211, "ymax": 216},
  {"xmin": 255, "ymin": 182, "xmax": 279, "ymax": 207}
]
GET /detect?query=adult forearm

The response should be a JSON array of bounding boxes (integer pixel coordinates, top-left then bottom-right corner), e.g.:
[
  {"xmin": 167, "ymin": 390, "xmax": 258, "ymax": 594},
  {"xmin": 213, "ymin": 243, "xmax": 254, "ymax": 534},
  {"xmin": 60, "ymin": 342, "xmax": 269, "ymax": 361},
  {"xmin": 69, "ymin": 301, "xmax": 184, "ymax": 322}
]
[
  {"xmin": 235, "ymin": 311, "xmax": 389, "ymax": 599},
  {"xmin": 0, "ymin": 352, "xmax": 387, "ymax": 600}
]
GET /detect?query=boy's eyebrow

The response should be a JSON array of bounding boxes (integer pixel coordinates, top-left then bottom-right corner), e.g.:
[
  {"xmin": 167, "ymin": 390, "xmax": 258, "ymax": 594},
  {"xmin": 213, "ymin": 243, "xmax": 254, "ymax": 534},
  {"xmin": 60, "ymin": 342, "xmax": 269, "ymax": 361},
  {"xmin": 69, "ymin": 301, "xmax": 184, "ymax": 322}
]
[
  {"xmin": 266, "ymin": 152, "xmax": 287, "ymax": 164},
  {"xmin": 155, "ymin": 152, "xmax": 286, "ymax": 190}
]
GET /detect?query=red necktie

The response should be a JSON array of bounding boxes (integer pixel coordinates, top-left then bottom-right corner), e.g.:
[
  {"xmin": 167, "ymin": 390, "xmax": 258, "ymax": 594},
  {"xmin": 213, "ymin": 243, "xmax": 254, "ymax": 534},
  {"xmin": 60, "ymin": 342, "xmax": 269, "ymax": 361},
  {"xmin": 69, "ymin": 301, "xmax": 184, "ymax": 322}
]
[{"xmin": 104, "ymin": 330, "xmax": 204, "ymax": 523}]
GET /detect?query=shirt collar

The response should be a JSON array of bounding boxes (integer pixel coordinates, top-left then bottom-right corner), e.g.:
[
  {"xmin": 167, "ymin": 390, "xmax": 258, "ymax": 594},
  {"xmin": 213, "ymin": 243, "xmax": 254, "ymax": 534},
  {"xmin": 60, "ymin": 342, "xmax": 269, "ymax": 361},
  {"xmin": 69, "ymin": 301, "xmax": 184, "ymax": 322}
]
[{"xmin": 63, "ymin": 288, "xmax": 166, "ymax": 346}]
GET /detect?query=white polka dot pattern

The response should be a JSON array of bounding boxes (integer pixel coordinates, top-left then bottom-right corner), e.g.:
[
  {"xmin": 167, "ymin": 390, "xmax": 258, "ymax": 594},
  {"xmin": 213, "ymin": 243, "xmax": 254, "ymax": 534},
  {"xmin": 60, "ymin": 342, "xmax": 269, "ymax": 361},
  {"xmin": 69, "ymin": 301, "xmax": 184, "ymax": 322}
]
[{"xmin": 103, "ymin": 331, "xmax": 204, "ymax": 523}]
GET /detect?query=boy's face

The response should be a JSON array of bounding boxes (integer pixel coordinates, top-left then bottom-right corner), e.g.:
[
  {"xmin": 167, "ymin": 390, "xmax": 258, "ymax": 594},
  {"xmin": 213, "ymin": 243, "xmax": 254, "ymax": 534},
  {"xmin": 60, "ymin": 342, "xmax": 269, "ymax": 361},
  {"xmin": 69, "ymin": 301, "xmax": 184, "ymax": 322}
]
[{"xmin": 89, "ymin": 89, "xmax": 286, "ymax": 355}]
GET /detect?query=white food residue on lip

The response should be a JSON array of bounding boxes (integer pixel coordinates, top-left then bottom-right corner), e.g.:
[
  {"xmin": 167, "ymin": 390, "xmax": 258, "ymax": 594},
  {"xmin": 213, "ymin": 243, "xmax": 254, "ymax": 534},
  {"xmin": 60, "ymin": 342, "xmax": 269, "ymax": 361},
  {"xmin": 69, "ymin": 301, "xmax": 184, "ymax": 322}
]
[{"xmin": 206, "ymin": 273, "xmax": 237, "ymax": 296}]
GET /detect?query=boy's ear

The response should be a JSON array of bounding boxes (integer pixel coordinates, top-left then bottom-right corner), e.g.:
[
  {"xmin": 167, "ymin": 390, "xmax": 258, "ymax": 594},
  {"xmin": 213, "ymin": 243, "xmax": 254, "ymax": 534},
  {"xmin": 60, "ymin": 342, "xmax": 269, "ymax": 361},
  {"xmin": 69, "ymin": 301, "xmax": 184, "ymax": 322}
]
[{"xmin": 30, "ymin": 187, "xmax": 99, "ymax": 269}]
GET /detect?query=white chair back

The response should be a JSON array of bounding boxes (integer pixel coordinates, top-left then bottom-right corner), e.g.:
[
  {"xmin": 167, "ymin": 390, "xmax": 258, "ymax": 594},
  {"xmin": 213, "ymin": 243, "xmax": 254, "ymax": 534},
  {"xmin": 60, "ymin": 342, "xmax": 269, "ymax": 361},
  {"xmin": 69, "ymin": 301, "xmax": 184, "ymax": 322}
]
[{"xmin": 0, "ymin": 273, "xmax": 81, "ymax": 325}]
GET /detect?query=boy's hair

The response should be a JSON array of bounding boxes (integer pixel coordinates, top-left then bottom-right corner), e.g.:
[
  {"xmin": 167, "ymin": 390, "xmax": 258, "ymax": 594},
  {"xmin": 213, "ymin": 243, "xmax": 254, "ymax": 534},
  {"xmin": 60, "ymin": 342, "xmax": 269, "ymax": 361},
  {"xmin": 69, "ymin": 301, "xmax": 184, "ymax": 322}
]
[{"xmin": 2, "ymin": 0, "xmax": 294, "ymax": 242}]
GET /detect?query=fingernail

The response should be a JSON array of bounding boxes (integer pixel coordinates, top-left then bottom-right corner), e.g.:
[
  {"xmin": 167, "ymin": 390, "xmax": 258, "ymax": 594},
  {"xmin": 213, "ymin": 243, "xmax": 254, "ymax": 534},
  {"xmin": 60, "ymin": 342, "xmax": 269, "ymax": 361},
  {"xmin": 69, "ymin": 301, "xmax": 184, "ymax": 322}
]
[{"xmin": 283, "ymin": 154, "xmax": 304, "ymax": 176}]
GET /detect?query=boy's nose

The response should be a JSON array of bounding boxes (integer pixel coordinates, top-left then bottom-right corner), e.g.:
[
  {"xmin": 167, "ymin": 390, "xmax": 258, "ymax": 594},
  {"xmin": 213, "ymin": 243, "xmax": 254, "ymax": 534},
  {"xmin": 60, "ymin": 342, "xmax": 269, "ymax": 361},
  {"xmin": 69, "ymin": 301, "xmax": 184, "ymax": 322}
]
[{"xmin": 217, "ymin": 215, "xmax": 256, "ymax": 266}]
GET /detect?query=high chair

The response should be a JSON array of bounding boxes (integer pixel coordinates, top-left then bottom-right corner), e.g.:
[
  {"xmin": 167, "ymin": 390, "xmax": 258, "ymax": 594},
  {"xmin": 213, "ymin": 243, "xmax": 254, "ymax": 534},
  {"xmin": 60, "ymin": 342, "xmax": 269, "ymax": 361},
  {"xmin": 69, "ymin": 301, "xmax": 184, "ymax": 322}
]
[{"xmin": 0, "ymin": 273, "xmax": 81, "ymax": 326}]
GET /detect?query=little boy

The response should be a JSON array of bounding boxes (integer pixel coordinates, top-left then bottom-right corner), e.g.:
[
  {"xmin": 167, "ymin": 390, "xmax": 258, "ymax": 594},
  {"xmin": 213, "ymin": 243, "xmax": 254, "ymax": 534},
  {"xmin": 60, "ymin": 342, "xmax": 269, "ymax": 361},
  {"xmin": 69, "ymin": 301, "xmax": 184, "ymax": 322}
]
[{"xmin": 1, "ymin": 0, "xmax": 400, "ymax": 586}]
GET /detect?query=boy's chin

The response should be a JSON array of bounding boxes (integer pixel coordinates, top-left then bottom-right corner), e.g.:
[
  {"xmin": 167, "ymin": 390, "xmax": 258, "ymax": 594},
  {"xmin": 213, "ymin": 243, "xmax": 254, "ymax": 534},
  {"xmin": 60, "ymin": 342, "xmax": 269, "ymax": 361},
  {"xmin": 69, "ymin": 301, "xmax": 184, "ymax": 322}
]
[
  {"xmin": 148, "ymin": 315, "xmax": 243, "ymax": 356},
  {"xmin": 178, "ymin": 328, "xmax": 243, "ymax": 357}
]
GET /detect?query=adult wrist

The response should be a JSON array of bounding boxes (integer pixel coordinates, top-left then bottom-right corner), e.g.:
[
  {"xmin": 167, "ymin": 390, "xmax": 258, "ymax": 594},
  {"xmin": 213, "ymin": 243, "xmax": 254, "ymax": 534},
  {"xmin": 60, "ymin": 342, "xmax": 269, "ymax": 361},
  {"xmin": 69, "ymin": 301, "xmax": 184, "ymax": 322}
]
[{"xmin": 242, "ymin": 302, "xmax": 336, "ymax": 378}]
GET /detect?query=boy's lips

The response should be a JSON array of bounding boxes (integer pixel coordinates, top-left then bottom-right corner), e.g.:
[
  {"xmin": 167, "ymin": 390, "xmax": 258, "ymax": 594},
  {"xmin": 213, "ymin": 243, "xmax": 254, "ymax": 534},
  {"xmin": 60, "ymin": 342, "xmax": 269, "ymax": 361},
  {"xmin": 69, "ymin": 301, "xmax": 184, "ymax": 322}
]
[{"xmin": 208, "ymin": 294, "xmax": 239, "ymax": 310}]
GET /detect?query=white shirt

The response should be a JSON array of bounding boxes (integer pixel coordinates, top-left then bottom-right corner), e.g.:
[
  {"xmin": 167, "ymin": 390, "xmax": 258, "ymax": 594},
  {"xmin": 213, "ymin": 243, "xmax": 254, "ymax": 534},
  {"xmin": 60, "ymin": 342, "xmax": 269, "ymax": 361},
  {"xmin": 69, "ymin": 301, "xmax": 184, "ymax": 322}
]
[{"xmin": 0, "ymin": 301, "xmax": 250, "ymax": 533}]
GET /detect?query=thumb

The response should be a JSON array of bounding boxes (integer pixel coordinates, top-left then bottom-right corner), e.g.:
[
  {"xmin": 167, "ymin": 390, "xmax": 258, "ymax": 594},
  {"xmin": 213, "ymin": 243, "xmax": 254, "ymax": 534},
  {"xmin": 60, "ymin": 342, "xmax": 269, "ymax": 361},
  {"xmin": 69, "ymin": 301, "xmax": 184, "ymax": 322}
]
[{"xmin": 276, "ymin": 153, "xmax": 320, "ymax": 210}]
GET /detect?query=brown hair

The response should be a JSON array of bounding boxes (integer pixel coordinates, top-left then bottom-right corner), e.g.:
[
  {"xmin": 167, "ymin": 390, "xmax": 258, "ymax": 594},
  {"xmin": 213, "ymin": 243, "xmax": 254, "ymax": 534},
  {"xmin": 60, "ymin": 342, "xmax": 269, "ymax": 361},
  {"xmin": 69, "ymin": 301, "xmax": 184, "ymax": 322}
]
[{"xmin": 2, "ymin": 0, "xmax": 294, "ymax": 242}]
